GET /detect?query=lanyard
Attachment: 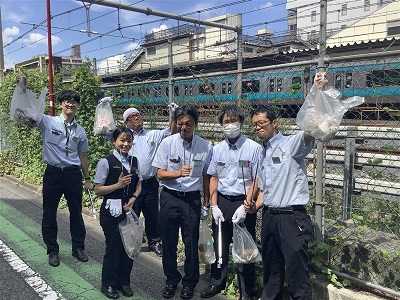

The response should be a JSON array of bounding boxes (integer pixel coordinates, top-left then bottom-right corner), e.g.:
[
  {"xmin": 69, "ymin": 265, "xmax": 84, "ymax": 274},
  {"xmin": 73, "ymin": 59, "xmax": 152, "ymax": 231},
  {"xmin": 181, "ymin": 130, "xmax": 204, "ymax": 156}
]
[{"xmin": 59, "ymin": 116, "xmax": 75, "ymax": 157}]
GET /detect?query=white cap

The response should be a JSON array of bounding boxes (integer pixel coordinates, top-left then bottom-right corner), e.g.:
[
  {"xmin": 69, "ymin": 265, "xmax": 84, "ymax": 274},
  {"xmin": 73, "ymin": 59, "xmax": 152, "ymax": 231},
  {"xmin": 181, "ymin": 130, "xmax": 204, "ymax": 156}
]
[{"xmin": 123, "ymin": 108, "xmax": 140, "ymax": 121}]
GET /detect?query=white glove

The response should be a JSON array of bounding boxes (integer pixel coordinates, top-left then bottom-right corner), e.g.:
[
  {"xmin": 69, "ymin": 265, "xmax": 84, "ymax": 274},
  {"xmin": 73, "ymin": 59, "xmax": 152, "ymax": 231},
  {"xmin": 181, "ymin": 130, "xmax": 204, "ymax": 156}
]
[
  {"xmin": 168, "ymin": 102, "xmax": 179, "ymax": 115},
  {"xmin": 232, "ymin": 204, "xmax": 247, "ymax": 224},
  {"xmin": 211, "ymin": 205, "xmax": 225, "ymax": 225},
  {"xmin": 201, "ymin": 205, "xmax": 209, "ymax": 220},
  {"xmin": 105, "ymin": 199, "xmax": 122, "ymax": 217}
]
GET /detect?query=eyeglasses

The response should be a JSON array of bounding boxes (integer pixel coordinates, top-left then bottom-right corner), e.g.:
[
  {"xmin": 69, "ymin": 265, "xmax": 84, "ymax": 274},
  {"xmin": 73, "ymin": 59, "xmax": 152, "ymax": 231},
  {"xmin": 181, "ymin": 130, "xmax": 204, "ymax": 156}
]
[
  {"xmin": 252, "ymin": 119, "xmax": 270, "ymax": 129},
  {"xmin": 126, "ymin": 114, "xmax": 141, "ymax": 120},
  {"xmin": 62, "ymin": 99, "xmax": 78, "ymax": 105}
]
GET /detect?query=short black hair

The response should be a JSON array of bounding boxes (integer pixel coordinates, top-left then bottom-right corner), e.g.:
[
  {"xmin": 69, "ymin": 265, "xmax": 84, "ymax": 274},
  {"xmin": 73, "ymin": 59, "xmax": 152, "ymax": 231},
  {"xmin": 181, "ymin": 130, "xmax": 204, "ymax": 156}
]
[
  {"xmin": 112, "ymin": 126, "xmax": 133, "ymax": 141},
  {"xmin": 174, "ymin": 104, "xmax": 199, "ymax": 125},
  {"xmin": 251, "ymin": 105, "xmax": 276, "ymax": 122},
  {"xmin": 218, "ymin": 105, "xmax": 245, "ymax": 125},
  {"xmin": 57, "ymin": 90, "xmax": 80, "ymax": 103}
]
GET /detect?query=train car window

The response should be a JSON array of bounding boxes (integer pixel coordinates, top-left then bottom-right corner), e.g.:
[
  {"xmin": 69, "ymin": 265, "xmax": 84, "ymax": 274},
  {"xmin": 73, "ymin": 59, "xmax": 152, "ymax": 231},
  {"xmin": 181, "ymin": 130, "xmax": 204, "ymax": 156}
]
[
  {"xmin": 227, "ymin": 82, "xmax": 232, "ymax": 94},
  {"xmin": 269, "ymin": 78, "xmax": 275, "ymax": 92},
  {"xmin": 222, "ymin": 82, "xmax": 232, "ymax": 94},
  {"xmin": 154, "ymin": 86, "xmax": 162, "ymax": 97},
  {"xmin": 184, "ymin": 85, "xmax": 193, "ymax": 96},
  {"xmin": 277, "ymin": 78, "xmax": 282, "ymax": 92},
  {"xmin": 291, "ymin": 77, "xmax": 301, "ymax": 92},
  {"xmin": 366, "ymin": 69, "xmax": 400, "ymax": 87},
  {"xmin": 199, "ymin": 83, "xmax": 215, "ymax": 95},
  {"xmin": 335, "ymin": 74, "xmax": 342, "ymax": 89},
  {"xmin": 242, "ymin": 80, "xmax": 260, "ymax": 93},
  {"xmin": 345, "ymin": 72, "xmax": 352, "ymax": 88},
  {"xmin": 222, "ymin": 82, "xmax": 226, "ymax": 94},
  {"xmin": 174, "ymin": 86, "xmax": 180, "ymax": 97}
]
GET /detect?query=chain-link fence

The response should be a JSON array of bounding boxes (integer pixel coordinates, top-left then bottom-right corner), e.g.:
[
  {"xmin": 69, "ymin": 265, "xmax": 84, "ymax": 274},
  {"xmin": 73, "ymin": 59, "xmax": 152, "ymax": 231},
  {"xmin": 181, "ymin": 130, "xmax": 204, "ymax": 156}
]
[{"xmin": 102, "ymin": 53, "xmax": 400, "ymax": 295}]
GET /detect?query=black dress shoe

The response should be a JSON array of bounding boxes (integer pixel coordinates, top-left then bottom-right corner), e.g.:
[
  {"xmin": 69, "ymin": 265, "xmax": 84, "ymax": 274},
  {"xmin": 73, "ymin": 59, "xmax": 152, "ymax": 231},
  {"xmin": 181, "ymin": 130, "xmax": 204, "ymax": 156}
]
[
  {"xmin": 181, "ymin": 287, "xmax": 194, "ymax": 299},
  {"xmin": 150, "ymin": 243, "xmax": 163, "ymax": 257},
  {"xmin": 48, "ymin": 252, "xmax": 60, "ymax": 267},
  {"xmin": 72, "ymin": 248, "xmax": 88, "ymax": 262},
  {"xmin": 200, "ymin": 285, "xmax": 222, "ymax": 298},
  {"xmin": 162, "ymin": 285, "xmax": 177, "ymax": 298},
  {"xmin": 101, "ymin": 285, "xmax": 119, "ymax": 299},
  {"xmin": 117, "ymin": 285, "xmax": 133, "ymax": 297}
]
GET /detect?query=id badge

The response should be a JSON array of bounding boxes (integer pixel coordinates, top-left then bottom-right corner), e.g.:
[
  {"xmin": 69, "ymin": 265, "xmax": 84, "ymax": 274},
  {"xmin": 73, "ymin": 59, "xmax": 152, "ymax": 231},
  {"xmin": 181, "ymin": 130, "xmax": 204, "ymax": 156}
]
[{"xmin": 190, "ymin": 159, "xmax": 203, "ymax": 178}]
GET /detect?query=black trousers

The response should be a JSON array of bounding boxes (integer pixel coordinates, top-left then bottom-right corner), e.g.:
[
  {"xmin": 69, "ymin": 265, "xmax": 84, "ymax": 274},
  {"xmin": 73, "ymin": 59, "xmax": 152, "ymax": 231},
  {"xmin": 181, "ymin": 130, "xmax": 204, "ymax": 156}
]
[
  {"xmin": 159, "ymin": 188, "xmax": 201, "ymax": 289},
  {"xmin": 42, "ymin": 165, "xmax": 86, "ymax": 254},
  {"xmin": 100, "ymin": 212, "xmax": 134, "ymax": 288},
  {"xmin": 132, "ymin": 176, "xmax": 161, "ymax": 248},
  {"xmin": 261, "ymin": 207, "xmax": 313, "ymax": 300},
  {"xmin": 210, "ymin": 194, "xmax": 257, "ymax": 298}
]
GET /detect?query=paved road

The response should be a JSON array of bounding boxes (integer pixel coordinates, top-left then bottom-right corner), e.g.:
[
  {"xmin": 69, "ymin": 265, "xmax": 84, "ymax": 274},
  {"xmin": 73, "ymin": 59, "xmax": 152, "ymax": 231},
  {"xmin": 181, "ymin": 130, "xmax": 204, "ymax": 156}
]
[{"xmin": 0, "ymin": 176, "xmax": 228, "ymax": 300}]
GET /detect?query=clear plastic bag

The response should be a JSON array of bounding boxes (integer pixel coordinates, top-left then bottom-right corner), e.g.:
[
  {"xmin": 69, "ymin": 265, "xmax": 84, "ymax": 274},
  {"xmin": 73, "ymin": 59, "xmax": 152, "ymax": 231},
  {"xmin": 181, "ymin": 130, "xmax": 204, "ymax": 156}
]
[
  {"xmin": 10, "ymin": 77, "xmax": 47, "ymax": 128},
  {"xmin": 232, "ymin": 223, "xmax": 261, "ymax": 264},
  {"xmin": 198, "ymin": 219, "xmax": 216, "ymax": 264},
  {"xmin": 94, "ymin": 97, "xmax": 116, "ymax": 135},
  {"xmin": 118, "ymin": 210, "xmax": 144, "ymax": 259},
  {"xmin": 296, "ymin": 83, "xmax": 364, "ymax": 142}
]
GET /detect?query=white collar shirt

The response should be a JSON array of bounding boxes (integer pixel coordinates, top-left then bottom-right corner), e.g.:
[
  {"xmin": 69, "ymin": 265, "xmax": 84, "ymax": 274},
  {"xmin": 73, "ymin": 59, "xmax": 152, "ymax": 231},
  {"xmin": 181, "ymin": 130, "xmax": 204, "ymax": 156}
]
[
  {"xmin": 152, "ymin": 133, "xmax": 212, "ymax": 192},
  {"xmin": 38, "ymin": 114, "xmax": 89, "ymax": 168},
  {"xmin": 207, "ymin": 134, "xmax": 261, "ymax": 196},
  {"xmin": 258, "ymin": 131, "xmax": 315, "ymax": 207}
]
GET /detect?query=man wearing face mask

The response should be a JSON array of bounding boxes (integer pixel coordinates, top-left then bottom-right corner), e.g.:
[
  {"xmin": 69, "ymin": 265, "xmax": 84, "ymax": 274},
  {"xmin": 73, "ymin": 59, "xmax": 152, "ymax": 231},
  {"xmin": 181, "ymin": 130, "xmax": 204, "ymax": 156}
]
[{"xmin": 201, "ymin": 105, "xmax": 261, "ymax": 300}]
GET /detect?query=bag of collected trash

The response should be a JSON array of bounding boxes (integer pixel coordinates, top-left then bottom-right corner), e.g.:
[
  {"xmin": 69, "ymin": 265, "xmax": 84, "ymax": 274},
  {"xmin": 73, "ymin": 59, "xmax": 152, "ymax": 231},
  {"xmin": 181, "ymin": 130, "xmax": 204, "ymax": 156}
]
[
  {"xmin": 198, "ymin": 219, "xmax": 216, "ymax": 264},
  {"xmin": 10, "ymin": 77, "xmax": 47, "ymax": 128},
  {"xmin": 94, "ymin": 97, "xmax": 116, "ymax": 135},
  {"xmin": 119, "ymin": 210, "xmax": 144, "ymax": 259},
  {"xmin": 232, "ymin": 223, "xmax": 261, "ymax": 264},
  {"xmin": 296, "ymin": 80, "xmax": 364, "ymax": 142}
]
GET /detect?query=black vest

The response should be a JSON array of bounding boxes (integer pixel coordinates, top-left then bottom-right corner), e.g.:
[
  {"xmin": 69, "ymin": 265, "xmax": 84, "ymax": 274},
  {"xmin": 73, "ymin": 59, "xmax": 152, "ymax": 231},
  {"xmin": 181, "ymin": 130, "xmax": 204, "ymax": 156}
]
[{"xmin": 100, "ymin": 154, "xmax": 139, "ymax": 216}]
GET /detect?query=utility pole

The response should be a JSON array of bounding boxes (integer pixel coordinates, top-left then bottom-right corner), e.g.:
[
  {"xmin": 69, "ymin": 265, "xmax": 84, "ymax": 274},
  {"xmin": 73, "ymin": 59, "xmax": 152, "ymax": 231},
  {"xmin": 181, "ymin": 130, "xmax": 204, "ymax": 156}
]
[
  {"xmin": 46, "ymin": 0, "xmax": 55, "ymax": 116},
  {"xmin": 0, "ymin": 6, "xmax": 5, "ymax": 86},
  {"xmin": 314, "ymin": 0, "xmax": 328, "ymax": 243}
]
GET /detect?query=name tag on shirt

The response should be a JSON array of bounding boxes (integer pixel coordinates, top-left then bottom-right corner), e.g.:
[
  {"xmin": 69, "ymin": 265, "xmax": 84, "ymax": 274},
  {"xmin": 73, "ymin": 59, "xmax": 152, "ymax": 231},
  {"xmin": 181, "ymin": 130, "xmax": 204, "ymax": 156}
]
[
  {"xmin": 272, "ymin": 157, "xmax": 281, "ymax": 164},
  {"xmin": 217, "ymin": 162, "xmax": 225, "ymax": 166}
]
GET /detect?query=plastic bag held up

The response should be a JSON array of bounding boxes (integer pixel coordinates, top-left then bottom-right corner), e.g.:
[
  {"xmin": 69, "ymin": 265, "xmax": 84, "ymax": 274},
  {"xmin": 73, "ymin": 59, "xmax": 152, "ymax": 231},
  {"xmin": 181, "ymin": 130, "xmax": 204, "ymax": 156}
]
[
  {"xmin": 118, "ymin": 210, "xmax": 145, "ymax": 259},
  {"xmin": 10, "ymin": 77, "xmax": 47, "ymax": 128},
  {"xmin": 232, "ymin": 223, "xmax": 261, "ymax": 264},
  {"xmin": 296, "ymin": 75, "xmax": 364, "ymax": 142},
  {"xmin": 198, "ymin": 219, "xmax": 216, "ymax": 264},
  {"xmin": 94, "ymin": 97, "xmax": 116, "ymax": 135}
]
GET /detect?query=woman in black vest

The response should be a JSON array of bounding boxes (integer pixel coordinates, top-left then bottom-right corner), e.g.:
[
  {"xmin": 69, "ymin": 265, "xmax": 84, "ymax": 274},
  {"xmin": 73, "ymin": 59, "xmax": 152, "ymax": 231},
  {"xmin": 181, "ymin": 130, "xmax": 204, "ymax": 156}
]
[{"xmin": 94, "ymin": 126, "xmax": 142, "ymax": 299}]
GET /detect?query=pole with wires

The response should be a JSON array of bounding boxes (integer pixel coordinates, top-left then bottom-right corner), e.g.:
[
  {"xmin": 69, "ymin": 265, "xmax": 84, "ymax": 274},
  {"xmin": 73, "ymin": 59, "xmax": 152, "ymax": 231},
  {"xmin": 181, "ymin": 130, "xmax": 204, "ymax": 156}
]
[
  {"xmin": 314, "ymin": 0, "xmax": 328, "ymax": 243},
  {"xmin": 46, "ymin": 0, "xmax": 55, "ymax": 116}
]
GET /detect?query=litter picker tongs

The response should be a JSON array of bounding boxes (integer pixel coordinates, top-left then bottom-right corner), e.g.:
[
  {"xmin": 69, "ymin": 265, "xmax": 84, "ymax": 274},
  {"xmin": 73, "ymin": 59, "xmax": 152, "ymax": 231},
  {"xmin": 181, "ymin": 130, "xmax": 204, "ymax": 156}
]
[
  {"xmin": 86, "ymin": 189, "xmax": 97, "ymax": 219},
  {"xmin": 217, "ymin": 218, "xmax": 222, "ymax": 268}
]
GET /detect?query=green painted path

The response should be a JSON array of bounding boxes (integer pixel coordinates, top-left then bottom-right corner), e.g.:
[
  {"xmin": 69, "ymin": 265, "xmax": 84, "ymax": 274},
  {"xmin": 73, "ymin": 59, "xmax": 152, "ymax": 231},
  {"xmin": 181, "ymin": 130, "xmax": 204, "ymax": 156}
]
[{"xmin": 0, "ymin": 200, "xmax": 152, "ymax": 299}]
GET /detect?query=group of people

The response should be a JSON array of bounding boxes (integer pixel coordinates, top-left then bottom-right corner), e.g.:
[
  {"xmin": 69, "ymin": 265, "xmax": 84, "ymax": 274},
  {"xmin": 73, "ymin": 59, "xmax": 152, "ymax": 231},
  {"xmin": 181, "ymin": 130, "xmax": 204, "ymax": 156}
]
[{"xmin": 23, "ymin": 72, "xmax": 327, "ymax": 300}]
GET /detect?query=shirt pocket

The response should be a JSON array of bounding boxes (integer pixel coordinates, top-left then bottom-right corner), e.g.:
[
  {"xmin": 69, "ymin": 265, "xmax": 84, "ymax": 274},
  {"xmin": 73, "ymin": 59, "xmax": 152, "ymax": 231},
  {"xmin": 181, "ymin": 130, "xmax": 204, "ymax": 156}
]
[
  {"xmin": 237, "ymin": 160, "xmax": 251, "ymax": 179},
  {"xmin": 168, "ymin": 157, "xmax": 182, "ymax": 171},
  {"xmin": 216, "ymin": 161, "xmax": 228, "ymax": 178},
  {"xmin": 47, "ymin": 129, "xmax": 63, "ymax": 145}
]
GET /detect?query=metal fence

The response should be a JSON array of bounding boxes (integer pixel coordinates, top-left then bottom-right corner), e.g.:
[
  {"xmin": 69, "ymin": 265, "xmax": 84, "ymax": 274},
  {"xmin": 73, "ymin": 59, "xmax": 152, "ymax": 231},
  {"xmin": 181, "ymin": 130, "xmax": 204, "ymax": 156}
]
[{"xmin": 103, "ymin": 53, "xmax": 400, "ymax": 296}]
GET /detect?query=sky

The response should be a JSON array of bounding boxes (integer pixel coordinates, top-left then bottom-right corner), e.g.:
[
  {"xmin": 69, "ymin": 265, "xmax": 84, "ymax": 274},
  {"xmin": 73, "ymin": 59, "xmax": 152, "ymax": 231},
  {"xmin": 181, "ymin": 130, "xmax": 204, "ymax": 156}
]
[{"xmin": 1, "ymin": 0, "xmax": 288, "ymax": 72}]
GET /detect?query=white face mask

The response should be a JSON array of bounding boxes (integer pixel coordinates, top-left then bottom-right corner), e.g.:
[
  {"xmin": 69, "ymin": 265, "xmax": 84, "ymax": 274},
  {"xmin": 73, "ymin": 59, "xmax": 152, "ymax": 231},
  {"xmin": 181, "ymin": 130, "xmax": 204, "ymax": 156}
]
[{"xmin": 223, "ymin": 123, "xmax": 241, "ymax": 139}]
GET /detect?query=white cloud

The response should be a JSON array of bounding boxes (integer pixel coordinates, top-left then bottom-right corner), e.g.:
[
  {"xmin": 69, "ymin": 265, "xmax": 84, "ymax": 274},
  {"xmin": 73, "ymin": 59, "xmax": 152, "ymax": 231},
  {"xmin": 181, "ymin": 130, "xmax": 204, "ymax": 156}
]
[
  {"xmin": 260, "ymin": 2, "xmax": 273, "ymax": 9},
  {"xmin": 3, "ymin": 26, "xmax": 20, "ymax": 45},
  {"xmin": 21, "ymin": 33, "xmax": 62, "ymax": 47},
  {"xmin": 122, "ymin": 42, "xmax": 140, "ymax": 53},
  {"xmin": 97, "ymin": 54, "xmax": 127, "ymax": 75}
]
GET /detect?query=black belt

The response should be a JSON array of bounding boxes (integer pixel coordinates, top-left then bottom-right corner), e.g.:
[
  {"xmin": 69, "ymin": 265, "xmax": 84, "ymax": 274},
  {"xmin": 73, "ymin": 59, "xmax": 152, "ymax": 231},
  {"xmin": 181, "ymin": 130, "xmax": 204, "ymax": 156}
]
[
  {"xmin": 142, "ymin": 176, "xmax": 157, "ymax": 184},
  {"xmin": 163, "ymin": 187, "xmax": 199, "ymax": 197},
  {"xmin": 47, "ymin": 164, "xmax": 80, "ymax": 171},
  {"xmin": 218, "ymin": 192, "xmax": 245, "ymax": 202},
  {"xmin": 264, "ymin": 205, "xmax": 305, "ymax": 214}
]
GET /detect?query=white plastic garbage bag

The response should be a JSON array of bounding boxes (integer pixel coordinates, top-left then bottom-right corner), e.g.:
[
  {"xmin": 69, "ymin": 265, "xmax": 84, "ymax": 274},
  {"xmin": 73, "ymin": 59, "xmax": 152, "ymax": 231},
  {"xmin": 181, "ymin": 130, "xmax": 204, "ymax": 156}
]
[
  {"xmin": 119, "ymin": 210, "xmax": 144, "ymax": 259},
  {"xmin": 94, "ymin": 97, "xmax": 116, "ymax": 135},
  {"xmin": 296, "ymin": 83, "xmax": 364, "ymax": 142},
  {"xmin": 10, "ymin": 77, "xmax": 47, "ymax": 128}
]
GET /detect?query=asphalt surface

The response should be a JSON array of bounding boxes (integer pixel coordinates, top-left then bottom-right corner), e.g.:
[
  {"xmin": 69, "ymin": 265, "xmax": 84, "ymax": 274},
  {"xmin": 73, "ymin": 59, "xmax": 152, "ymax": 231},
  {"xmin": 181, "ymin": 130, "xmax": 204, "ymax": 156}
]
[{"xmin": 0, "ymin": 176, "xmax": 228, "ymax": 300}]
